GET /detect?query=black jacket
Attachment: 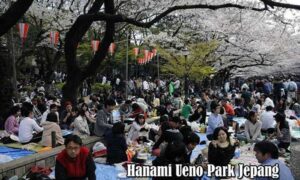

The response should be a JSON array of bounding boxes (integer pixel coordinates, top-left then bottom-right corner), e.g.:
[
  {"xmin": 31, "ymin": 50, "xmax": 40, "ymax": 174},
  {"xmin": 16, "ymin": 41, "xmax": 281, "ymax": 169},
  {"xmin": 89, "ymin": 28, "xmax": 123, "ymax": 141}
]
[{"xmin": 105, "ymin": 131, "xmax": 128, "ymax": 164}]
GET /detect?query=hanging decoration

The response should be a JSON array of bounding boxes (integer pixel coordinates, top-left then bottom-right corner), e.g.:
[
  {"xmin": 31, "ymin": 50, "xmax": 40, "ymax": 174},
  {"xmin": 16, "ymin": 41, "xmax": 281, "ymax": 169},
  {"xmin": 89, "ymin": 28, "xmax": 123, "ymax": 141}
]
[
  {"xmin": 152, "ymin": 48, "xmax": 157, "ymax": 57},
  {"xmin": 133, "ymin": 48, "xmax": 139, "ymax": 57},
  {"xmin": 138, "ymin": 58, "xmax": 143, "ymax": 65},
  {"xmin": 109, "ymin": 43, "xmax": 116, "ymax": 55},
  {"xmin": 149, "ymin": 52, "xmax": 154, "ymax": 62},
  {"xmin": 17, "ymin": 23, "xmax": 29, "ymax": 47},
  {"xmin": 144, "ymin": 50, "xmax": 149, "ymax": 63},
  {"xmin": 50, "ymin": 31, "xmax": 60, "ymax": 47},
  {"xmin": 91, "ymin": 40, "xmax": 100, "ymax": 54}
]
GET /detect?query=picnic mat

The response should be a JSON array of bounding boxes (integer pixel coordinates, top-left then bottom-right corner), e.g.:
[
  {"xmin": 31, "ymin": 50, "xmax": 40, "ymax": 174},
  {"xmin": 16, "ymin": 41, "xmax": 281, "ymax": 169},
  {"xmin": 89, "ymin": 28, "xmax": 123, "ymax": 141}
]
[
  {"xmin": 0, "ymin": 142, "xmax": 50, "ymax": 153},
  {"xmin": 0, "ymin": 146, "xmax": 35, "ymax": 163}
]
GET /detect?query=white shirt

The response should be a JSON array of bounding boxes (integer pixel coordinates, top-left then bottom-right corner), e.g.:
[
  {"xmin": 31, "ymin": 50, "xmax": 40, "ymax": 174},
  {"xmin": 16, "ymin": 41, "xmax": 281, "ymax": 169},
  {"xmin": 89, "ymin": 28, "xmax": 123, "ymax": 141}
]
[
  {"xmin": 102, "ymin": 76, "xmax": 107, "ymax": 84},
  {"xmin": 19, "ymin": 117, "xmax": 44, "ymax": 143},
  {"xmin": 244, "ymin": 120, "xmax": 262, "ymax": 141},
  {"xmin": 241, "ymin": 83, "xmax": 249, "ymax": 90},
  {"xmin": 262, "ymin": 97, "xmax": 275, "ymax": 109},
  {"xmin": 116, "ymin": 78, "xmax": 120, "ymax": 85},
  {"xmin": 143, "ymin": 81, "xmax": 149, "ymax": 90},
  {"xmin": 174, "ymin": 80, "xmax": 180, "ymax": 89},
  {"xmin": 260, "ymin": 111, "xmax": 276, "ymax": 130}
]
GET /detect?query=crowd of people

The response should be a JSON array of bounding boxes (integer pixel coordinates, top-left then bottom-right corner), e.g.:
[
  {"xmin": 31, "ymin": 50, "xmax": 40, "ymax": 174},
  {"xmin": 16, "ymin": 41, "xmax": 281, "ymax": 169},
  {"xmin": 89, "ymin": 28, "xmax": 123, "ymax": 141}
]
[{"xmin": 1, "ymin": 76, "xmax": 300, "ymax": 179}]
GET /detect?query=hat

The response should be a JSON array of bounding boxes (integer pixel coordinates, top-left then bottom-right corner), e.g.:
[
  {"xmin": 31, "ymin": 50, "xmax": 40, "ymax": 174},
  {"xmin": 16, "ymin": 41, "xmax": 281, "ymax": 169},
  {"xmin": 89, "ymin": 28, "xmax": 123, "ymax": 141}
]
[
  {"xmin": 274, "ymin": 113, "xmax": 285, "ymax": 120},
  {"xmin": 92, "ymin": 142, "xmax": 107, "ymax": 157}
]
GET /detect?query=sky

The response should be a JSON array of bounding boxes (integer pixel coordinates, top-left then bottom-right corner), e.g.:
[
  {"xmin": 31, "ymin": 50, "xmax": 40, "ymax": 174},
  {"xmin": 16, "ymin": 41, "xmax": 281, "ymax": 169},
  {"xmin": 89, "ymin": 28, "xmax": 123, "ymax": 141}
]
[{"xmin": 287, "ymin": 0, "xmax": 300, "ymax": 5}]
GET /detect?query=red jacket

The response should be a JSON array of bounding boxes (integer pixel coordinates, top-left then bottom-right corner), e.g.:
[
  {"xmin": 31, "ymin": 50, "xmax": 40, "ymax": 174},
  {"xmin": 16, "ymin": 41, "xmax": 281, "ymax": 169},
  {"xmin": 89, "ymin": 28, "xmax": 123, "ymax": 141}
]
[{"xmin": 55, "ymin": 147, "xmax": 96, "ymax": 180}]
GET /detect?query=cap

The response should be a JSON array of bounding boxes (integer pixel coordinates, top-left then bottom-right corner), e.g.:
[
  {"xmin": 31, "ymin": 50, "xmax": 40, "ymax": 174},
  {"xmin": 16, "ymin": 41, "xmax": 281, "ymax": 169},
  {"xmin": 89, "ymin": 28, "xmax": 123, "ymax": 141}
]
[{"xmin": 92, "ymin": 142, "xmax": 107, "ymax": 157}]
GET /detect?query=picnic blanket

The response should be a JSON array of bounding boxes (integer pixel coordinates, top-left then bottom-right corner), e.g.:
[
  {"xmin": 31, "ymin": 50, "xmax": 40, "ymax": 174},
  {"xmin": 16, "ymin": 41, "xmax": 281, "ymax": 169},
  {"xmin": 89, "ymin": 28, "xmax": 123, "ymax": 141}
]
[
  {"xmin": 190, "ymin": 133, "xmax": 208, "ymax": 163},
  {"xmin": 287, "ymin": 119, "xmax": 300, "ymax": 139},
  {"xmin": 232, "ymin": 117, "xmax": 247, "ymax": 127},
  {"xmin": 0, "ymin": 142, "xmax": 49, "ymax": 152},
  {"xmin": 0, "ymin": 146, "xmax": 35, "ymax": 163}
]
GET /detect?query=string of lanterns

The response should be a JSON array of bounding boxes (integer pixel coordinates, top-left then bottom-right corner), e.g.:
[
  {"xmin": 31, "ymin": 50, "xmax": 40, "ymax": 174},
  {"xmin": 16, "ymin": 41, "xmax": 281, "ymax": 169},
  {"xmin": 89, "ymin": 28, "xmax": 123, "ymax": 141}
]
[{"xmin": 16, "ymin": 23, "xmax": 157, "ymax": 64}]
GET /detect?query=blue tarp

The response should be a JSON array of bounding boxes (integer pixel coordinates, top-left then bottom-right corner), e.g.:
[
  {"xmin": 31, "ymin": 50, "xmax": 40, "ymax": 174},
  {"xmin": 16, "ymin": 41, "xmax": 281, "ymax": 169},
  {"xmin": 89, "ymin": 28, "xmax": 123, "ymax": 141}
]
[{"xmin": 0, "ymin": 146, "xmax": 35, "ymax": 160}]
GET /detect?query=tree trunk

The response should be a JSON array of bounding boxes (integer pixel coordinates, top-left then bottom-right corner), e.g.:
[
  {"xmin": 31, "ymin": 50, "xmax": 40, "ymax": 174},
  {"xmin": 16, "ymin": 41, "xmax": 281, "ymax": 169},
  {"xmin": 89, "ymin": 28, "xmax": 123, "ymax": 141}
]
[
  {"xmin": 62, "ymin": 72, "xmax": 82, "ymax": 106},
  {"xmin": 0, "ymin": 43, "xmax": 14, "ymax": 128}
]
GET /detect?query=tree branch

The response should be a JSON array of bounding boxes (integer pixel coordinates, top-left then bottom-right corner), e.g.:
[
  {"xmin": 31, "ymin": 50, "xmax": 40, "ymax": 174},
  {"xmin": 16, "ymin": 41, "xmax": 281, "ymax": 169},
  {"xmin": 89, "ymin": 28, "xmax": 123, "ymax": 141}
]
[
  {"xmin": 64, "ymin": 0, "xmax": 104, "ymax": 78},
  {"xmin": 261, "ymin": 0, "xmax": 300, "ymax": 10},
  {"xmin": 0, "ymin": 0, "xmax": 34, "ymax": 37}
]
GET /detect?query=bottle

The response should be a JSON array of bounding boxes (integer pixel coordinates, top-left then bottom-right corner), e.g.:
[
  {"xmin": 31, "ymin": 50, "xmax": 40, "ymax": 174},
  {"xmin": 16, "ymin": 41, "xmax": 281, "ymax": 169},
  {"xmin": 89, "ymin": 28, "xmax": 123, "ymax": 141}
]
[{"xmin": 234, "ymin": 147, "xmax": 241, "ymax": 159}]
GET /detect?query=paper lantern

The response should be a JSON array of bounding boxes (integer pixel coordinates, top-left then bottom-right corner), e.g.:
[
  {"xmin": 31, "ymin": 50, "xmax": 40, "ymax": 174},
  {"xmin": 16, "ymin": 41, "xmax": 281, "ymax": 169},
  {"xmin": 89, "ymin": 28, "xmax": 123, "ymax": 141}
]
[
  {"xmin": 50, "ymin": 31, "xmax": 60, "ymax": 47},
  {"xmin": 133, "ymin": 47, "xmax": 139, "ymax": 57},
  {"xmin": 17, "ymin": 23, "xmax": 29, "ymax": 47},
  {"xmin": 152, "ymin": 48, "xmax": 157, "ymax": 56},
  {"xmin": 109, "ymin": 43, "xmax": 116, "ymax": 55},
  {"xmin": 91, "ymin": 40, "xmax": 100, "ymax": 54}
]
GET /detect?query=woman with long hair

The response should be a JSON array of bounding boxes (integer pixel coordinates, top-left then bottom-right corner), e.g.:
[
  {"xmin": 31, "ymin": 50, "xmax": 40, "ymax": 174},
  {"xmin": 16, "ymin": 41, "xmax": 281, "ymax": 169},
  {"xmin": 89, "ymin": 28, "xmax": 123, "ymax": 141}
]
[{"xmin": 189, "ymin": 104, "xmax": 207, "ymax": 124}]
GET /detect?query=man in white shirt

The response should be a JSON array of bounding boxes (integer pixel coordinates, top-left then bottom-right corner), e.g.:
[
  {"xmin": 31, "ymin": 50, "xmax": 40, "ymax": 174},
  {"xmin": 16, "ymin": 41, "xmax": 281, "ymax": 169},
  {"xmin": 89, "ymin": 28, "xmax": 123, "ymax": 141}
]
[
  {"xmin": 102, "ymin": 76, "xmax": 107, "ymax": 84},
  {"xmin": 260, "ymin": 106, "xmax": 276, "ymax": 132},
  {"xmin": 261, "ymin": 94, "xmax": 275, "ymax": 110},
  {"xmin": 174, "ymin": 79, "xmax": 180, "ymax": 90},
  {"xmin": 19, "ymin": 103, "xmax": 44, "ymax": 144},
  {"xmin": 143, "ymin": 80, "xmax": 150, "ymax": 92}
]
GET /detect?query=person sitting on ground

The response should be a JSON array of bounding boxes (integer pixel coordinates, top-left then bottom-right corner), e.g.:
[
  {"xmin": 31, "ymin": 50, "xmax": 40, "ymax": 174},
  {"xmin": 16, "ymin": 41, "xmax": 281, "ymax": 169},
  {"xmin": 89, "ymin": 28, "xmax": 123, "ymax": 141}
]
[
  {"xmin": 41, "ymin": 104, "xmax": 59, "ymax": 125},
  {"xmin": 4, "ymin": 106, "xmax": 21, "ymax": 135},
  {"xmin": 119, "ymin": 100, "xmax": 132, "ymax": 118},
  {"xmin": 152, "ymin": 117, "xmax": 184, "ymax": 157},
  {"xmin": 206, "ymin": 101, "xmax": 224, "ymax": 140},
  {"xmin": 254, "ymin": 141, "xmax": 294, "ymax": 180},
  {"xmin": 275, "ymin": 98, "xmax": 286, "ymax": 114},
  {"xmin": 55, "ymin": 135, "xmax": 96, "ymax": 180},
  {"xmin": 105, "ymin": 122, "xmax": 128, "ymax": 164},
  {"xmin": 129, "ymin": 103, "xmax": 146, "ymax": 119},
  {"xmin": 18, "ymin": 103, "xmax": 44, "ymax": 144},
  {"xmin": 290, "ymin": 98, "xmax": 300, "ymax": 118},
  {"xmin": 237, "ymin": 111, "xmax": 262, "ymax": 143},
  {"xmin": 94, "ymin": 99, "xmax": 116, "ymax": 137},
  {"xmin": 221, "ymin": 99, "xmax": 235, "ymax": 123},
  {"xmin": 184, "ymin": 132, "xmax": 200, "ymax": 164},
  {"xmin": 272, "ymin": 113, "xmax": 291, "ymax": 153},
  {"xmin": 72, "ymin": 109, "xmax": 90, "ymax": 139},
  {"xmin": 208, "ymin": 127, "xmax": 237, "ymax": 166},
  {"xmin": 148, "ymin": 115, "xmax": 169, "ymax": 142},
  {"xmin": 41, "ymin": 112, "xmax": 64, "ymax": 147},
  {"xmin": 81, "ymin": 103, "xmax": 96, "ymax": 123},
  {"xmin": 189, "ymin": 104, "xmax": 207, "ymax": 124},
  {"xmin": 60, "ymin": 101, "xmax": 73, "ymax": 129},
  {"xmin": 260, "ymin": 106, "xmax": 276, "ymax": 133},
  {"xmin": 159, "ymin": 102, "xmax": 175, "ymax": 118},
  {"xmin": 181, "ymin": 99, "xmax": 193, "ymax": 120},
  {"xmin": 127, "ymin": 114, "xmax": 150, "ymax": 143},
  {"xmin": 261, "ymin": 94, "xmax": 275, "ymax": 110},
  {"xmin": 152, "ymin": 141, "xmax": 188, "ymax": 180}
]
